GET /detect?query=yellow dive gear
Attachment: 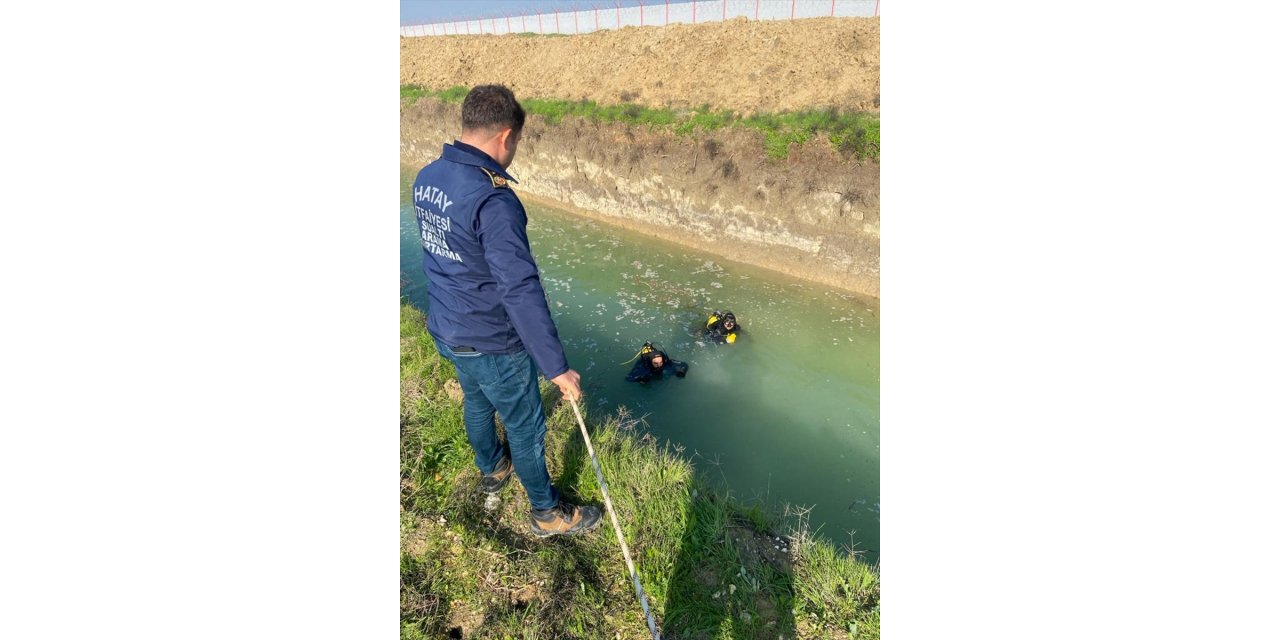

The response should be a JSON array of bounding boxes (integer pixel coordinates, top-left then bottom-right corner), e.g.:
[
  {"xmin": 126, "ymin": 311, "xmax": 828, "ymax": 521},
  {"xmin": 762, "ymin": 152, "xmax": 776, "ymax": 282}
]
[{"xmin": 619, "ymin": 342, "xmax": 657, "ymax": 365}]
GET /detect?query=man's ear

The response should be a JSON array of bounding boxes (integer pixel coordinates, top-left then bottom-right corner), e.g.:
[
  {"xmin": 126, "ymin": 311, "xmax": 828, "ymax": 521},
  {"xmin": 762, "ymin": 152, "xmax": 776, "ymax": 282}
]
[{"xmin": 498, "ymin": 127, "xmax": 514, "ymax": 147}]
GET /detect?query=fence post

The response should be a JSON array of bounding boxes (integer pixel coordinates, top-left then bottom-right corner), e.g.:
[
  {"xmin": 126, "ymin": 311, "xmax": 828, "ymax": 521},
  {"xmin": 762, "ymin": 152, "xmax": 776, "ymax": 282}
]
[
  {"xmin": 596, "ymin": 5, "xmax": 599, "ymax": 31},
  {"xmin": 832, "ymin": 0, "xmax": 836, "ymax": 16},
  {"xmin": 665, "ymin": 0, "xmax": 669, "ymax": 25},
  {"xmin": 640, "ymin": 0, "xmax": 644, "ymax": 27},
  {"xmin": 791, "ymin": 0, "xmax": 796, "ymax": 19},
  {"xmin": 538, "ymin": 12, "xmax": 542, "ymax": 33},
  {"xmin": 875, "ymin": 0, "xmax": 880, "ymax": 16},
  {"xmin": 723, "ymin": 0, "xmax": 727, "ymax": 21},
  {"xmin": 693, "ymin": 0, "xmax": 697, "ymax": 23},
  {"xmin": 755, "ymin": 0, "xmax": 759, "ymax": 20}
]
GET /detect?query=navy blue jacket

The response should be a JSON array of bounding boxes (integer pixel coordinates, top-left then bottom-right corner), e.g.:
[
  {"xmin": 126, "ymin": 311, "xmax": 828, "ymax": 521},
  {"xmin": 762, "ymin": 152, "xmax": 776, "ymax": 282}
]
[{"xmin": 412, "ymin": 141, "xmax": 569, "ymax": 380}]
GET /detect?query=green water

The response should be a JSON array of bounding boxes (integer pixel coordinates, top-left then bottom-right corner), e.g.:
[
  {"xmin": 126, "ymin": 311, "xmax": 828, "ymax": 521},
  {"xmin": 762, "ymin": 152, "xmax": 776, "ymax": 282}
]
[{"xmin": 400, "ymin": 173, "xmax": 879, "ymax": 559}]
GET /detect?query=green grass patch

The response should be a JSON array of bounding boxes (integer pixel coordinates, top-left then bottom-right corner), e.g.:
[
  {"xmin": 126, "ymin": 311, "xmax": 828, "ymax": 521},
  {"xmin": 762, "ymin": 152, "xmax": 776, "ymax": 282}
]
[
  {"xmin": 400, "ymin": 84, "xmax": 468, "ymax": 108},
  {"xmin": 403, "ymin": 85, "xmax": 880, "ymax": 161},
  {"xmin": 400, "ymin": 302, "xmax": 879, "ymax": 639},
  {"xmin": 740, "ymin": 108, "xmax": 881, "ymax": 161}
]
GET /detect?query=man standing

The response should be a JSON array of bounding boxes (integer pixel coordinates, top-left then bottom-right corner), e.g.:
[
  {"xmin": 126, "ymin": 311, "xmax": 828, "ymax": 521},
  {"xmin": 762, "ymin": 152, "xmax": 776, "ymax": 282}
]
[{"xmin": 412, "ymin": 85, "xmax": 600, "ymax": 538}]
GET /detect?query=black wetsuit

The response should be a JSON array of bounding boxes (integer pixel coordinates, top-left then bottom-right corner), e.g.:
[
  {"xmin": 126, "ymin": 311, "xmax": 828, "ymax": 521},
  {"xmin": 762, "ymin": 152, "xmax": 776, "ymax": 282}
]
[
  {"xmin": 705, "ymin": 317, "xmax": 740, "ymax": 344},
  {"xmin": 625, "ymin": 351, "xmax": 689, "ymax": 383}
]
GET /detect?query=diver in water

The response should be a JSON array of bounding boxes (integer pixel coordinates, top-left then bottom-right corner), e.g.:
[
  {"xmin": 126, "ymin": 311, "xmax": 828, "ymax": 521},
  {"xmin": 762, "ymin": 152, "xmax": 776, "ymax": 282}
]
[
  {"xmin": 625, "ymin": 342, "xmax": 689, "ymax": 384},
  {"xmin": 704, "ymin": 310, "xmax": 741, "ymax": 344}
]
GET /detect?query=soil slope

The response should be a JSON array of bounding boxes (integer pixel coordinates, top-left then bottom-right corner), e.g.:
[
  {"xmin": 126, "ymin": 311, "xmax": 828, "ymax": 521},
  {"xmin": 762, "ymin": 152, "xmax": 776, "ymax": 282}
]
[
  {"xmin": 401, "ymin": 17, "xmax": 879, "ymax": 115},
  {"xmin": 401, "ymin": 17, "xmax": 880, "ymax": 299}
]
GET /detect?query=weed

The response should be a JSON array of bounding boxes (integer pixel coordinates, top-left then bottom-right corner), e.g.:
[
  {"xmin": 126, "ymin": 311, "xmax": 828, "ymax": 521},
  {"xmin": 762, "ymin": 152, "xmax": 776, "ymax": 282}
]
[
  {"xmin": 399, "ymin": 302, "xmax": 879, "ymax": 638},
  {"xmin": 404, "ymin": 85, "xmax": 880, "ymax": 161}
]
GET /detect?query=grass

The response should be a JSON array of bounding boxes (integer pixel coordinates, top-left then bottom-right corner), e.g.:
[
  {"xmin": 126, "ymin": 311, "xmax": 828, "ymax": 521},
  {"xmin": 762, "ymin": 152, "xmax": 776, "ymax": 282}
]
[
  {"xmin": 400, "ymin": 85, "xmax": 880, "ymax": 162},
  {"xmin": 400, "ymin": 303, "xmax": 879, "ymax": 639}
]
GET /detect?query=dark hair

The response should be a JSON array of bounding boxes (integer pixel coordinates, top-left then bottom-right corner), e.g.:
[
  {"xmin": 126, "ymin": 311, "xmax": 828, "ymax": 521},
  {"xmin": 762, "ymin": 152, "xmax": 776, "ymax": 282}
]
[{"xmin": 461, "ymin": 84, "xmax": 525, "ymax": 134}]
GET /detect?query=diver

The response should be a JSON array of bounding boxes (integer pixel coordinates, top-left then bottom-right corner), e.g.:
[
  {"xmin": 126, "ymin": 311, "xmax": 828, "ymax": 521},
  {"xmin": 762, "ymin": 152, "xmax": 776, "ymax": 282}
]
[
  {"xmin": 704, "ymin": 310, "xmax": 741, "ymax": 344},
  {"xmin": 624, "ymin": 342, "xmax": 689, "ymax": 384}
]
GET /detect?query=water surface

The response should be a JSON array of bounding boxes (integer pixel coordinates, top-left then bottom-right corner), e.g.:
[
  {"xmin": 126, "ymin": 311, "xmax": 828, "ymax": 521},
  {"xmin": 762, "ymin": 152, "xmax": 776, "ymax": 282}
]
[{"xmin": 400, "ymin": 174, "xmax": 879, "ymax": 559}]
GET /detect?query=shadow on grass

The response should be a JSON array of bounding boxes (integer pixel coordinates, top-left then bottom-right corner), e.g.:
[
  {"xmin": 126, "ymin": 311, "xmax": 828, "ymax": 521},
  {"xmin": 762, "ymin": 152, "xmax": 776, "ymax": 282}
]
[
  {"xmin": 443, "ymin": 475, "xmax": 610, "ymax": 638},
  {"xmin": 662, "ymin": 478, "xmax": 798, "ymax": 639}
]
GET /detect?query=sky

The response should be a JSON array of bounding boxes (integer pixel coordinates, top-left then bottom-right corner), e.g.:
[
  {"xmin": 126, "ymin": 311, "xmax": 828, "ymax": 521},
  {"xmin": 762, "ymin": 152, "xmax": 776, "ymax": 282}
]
[{"xmin": 401, "ymin": 0, "xmax": 691, "ymax": 26}]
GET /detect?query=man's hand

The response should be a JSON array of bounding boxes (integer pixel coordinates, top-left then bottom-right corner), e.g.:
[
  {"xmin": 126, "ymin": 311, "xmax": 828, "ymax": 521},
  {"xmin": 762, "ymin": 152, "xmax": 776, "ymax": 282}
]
[{"xmin": 550, "ymin": 369, "xmax": 582, "ymax": 402}]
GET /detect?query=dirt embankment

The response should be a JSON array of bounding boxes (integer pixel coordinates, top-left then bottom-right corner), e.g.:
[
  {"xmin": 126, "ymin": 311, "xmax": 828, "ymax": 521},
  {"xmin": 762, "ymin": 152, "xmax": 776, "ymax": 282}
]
[
  {"xmin": 401, "ymin": 17, "xmax": 880, "ymax": 298},
  {"xmin": 401, "ymin": 17, "xmax": 879, "ymax": 115}
]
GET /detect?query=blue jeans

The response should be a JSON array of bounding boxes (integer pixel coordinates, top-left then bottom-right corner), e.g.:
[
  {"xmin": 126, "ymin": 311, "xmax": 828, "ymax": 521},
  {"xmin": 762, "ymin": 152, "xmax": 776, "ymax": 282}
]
[{"xmin": 433, "ymin": 338, "xmax": 560, "ymax": 511}]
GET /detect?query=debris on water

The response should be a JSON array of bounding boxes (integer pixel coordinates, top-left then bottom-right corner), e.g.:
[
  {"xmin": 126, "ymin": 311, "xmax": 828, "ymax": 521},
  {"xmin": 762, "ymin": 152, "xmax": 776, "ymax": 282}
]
[{"xmin": 483, "ymin": 494, "xmax": 502, "ymax": 511}]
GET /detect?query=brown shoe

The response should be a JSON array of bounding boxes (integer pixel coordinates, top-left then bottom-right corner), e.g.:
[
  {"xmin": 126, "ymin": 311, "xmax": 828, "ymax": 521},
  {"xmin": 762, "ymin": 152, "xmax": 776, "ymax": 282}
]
[
  {"xmin": 530, "ymin": 501, "xmax": 603, "ymax": 538},
  {"xmin": 480, "ymin": 456, "xmax": 513, "ymax": 494}
]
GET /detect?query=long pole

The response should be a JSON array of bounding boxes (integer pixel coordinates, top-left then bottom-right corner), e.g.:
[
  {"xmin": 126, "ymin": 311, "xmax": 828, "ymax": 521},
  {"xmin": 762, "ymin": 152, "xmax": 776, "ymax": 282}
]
[{"xmin": 568, "ymin": 397, "xmax": 661, "ymax": 640}]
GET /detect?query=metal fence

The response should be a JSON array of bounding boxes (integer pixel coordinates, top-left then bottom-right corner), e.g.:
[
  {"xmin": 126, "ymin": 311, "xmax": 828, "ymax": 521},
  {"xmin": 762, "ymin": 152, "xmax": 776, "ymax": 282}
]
[{"xmin": 400, "ymin": 0, "xmax": 878, "ymax": 38}]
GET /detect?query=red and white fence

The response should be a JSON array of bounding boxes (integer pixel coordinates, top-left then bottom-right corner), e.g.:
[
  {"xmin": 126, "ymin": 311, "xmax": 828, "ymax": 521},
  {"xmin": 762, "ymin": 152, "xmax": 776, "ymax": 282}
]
[{"xmin": 401, "ymin": 0, "xmax": 879, "ymax": 38}]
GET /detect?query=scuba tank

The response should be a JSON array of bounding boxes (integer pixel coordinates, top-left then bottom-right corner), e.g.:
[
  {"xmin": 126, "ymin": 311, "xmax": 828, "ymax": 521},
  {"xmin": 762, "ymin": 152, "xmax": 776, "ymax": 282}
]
[{"xmin": 621, "ymin": 341, "xmax": 660, "ymax": 365}]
